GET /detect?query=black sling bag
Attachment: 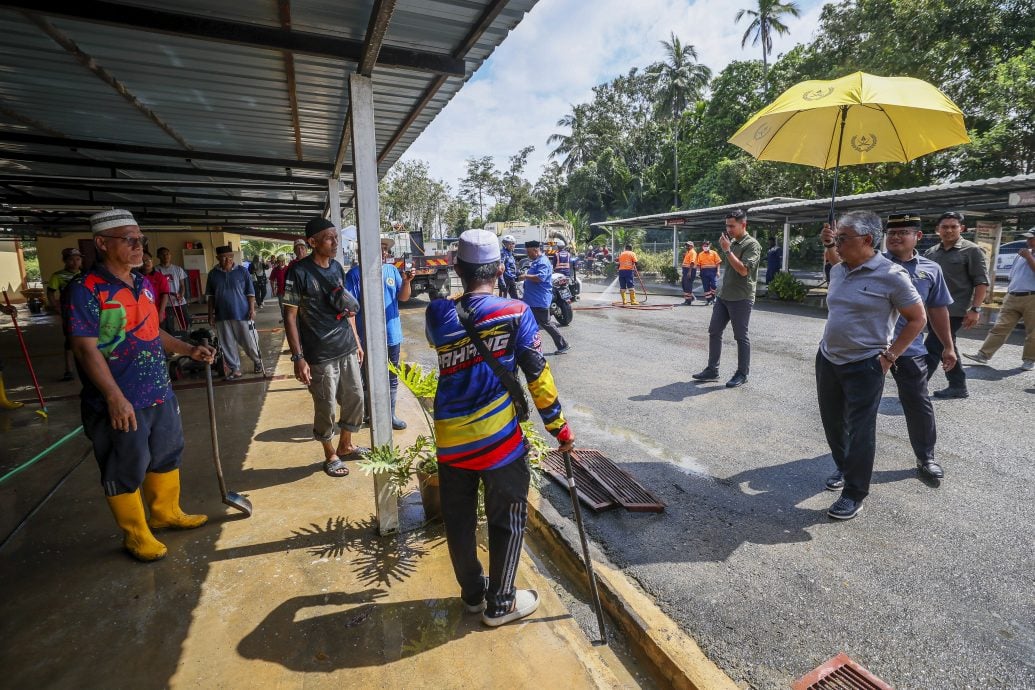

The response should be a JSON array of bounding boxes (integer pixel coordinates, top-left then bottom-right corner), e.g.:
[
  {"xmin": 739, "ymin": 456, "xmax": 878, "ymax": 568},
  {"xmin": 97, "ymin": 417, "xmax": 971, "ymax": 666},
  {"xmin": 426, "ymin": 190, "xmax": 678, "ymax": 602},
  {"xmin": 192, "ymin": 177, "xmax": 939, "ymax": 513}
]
[{"xmin": 455, "ymin": 300, "xmax": 531, "ymax": 423}]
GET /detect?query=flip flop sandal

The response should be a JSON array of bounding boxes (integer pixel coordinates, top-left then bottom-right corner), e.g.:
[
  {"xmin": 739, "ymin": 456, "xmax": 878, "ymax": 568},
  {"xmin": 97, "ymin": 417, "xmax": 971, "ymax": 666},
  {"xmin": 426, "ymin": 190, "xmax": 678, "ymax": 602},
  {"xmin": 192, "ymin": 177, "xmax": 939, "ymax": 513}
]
[
  {"xmin": 323, "ymin": 457, "xmax": 350, "ymax": 477},
  {"xmin": 339, "ymin": 446, "xmax": 370, "ymax": 461}
]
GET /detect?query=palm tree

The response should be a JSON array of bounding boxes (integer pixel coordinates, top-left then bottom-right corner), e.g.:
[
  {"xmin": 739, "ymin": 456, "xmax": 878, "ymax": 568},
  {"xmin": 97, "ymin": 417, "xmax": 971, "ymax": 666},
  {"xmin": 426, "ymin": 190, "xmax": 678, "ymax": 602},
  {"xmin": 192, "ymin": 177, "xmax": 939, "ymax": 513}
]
[
  {"xmin": 648, "ymin": 33, "xmax": 712, "ymax": 209},
  {"xmin": 735, "ymin": 0, "xmax": 801, "ymax": 91},
  {"xmin": 547, "ymin": 104, "xmax": 596, "ymax": 174}
]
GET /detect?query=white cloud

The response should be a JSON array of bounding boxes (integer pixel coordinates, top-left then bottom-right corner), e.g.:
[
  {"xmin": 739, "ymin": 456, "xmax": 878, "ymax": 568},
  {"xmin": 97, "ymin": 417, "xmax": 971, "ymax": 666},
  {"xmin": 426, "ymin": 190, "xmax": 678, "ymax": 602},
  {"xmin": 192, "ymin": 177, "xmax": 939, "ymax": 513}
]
[{"xmin": 399, "ymin": 0, "xmax": 825, "ymax": 192}]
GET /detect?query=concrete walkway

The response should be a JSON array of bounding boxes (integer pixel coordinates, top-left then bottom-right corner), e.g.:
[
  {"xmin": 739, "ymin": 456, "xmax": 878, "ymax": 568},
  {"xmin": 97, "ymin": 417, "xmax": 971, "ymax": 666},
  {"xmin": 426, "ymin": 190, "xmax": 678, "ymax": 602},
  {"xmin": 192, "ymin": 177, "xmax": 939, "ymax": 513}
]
[{"xmin": 0, "ymin": 305, "xmax": 620, "ymax": 688}]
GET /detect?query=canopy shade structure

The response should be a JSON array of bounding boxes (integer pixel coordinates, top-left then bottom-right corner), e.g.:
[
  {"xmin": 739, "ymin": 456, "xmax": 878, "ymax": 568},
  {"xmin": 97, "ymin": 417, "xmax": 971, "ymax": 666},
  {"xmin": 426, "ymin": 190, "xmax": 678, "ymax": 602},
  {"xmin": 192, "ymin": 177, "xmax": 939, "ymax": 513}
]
[{"xmin": 0, "ymin": 0, "xmax": 537, "ymax": 236}]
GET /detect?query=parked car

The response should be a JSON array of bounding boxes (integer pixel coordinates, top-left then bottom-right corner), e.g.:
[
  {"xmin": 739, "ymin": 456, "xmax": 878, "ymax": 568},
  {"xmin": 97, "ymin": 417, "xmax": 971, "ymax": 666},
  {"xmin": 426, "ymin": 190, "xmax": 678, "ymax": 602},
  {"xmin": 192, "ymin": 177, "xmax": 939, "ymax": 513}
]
[{"xmin": 996, "ymin": 240, "xmax": 1027, "ymax": 281}]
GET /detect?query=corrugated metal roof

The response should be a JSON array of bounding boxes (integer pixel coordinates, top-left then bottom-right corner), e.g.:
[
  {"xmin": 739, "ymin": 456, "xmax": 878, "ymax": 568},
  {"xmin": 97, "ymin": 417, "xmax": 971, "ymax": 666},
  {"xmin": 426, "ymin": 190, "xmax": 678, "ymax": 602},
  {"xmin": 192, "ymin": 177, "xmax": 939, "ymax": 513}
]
[{"xmin": 0, "ymin": 0, "xmax": 538, "ymax": 233}]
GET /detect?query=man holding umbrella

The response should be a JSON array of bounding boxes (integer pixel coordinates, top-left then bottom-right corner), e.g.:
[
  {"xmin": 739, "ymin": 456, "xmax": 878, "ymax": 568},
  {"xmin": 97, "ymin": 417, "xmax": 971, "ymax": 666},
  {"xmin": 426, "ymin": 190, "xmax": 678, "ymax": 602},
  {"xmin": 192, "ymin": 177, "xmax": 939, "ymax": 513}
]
[{"xmin": 67, "ymin": 209, "xmax": 214, "ymax": 561}]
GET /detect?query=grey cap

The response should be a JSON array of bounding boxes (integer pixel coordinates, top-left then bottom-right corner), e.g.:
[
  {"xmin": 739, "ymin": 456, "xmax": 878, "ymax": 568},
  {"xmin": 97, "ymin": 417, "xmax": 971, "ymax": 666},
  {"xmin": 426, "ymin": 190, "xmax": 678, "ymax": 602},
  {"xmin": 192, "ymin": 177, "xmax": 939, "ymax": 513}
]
[{"xmin": 457, "ymin": 229, "xmax": 501, "ymax": 263}]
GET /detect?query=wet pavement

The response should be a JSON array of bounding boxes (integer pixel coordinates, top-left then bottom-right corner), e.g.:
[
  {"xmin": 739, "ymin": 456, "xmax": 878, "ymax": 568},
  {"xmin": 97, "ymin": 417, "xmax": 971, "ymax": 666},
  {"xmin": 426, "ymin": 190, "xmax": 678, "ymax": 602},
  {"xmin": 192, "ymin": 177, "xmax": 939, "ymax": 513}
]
[{"xmin": 0, "ymin": 302, "xmax": 624, "ymax": 689}]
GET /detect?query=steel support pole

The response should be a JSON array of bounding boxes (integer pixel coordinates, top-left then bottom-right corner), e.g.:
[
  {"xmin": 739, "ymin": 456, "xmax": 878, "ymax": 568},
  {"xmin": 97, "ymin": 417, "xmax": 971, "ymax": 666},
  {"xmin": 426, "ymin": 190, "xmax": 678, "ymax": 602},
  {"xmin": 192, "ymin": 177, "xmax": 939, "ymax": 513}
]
[
  {"xmin": 350, "ymin": 73, "xmax": 398, "ymax": 535},
  {"xmin": 327, "ymin": 177, "xmax": 345, "ymax": 265},
  {"xmin": 782, "ymin": 218, "xmax": 791, "ymax": 274},
  {"xmin": 672, "ymin": 227, "xmax": 678, "ymax": 271}
]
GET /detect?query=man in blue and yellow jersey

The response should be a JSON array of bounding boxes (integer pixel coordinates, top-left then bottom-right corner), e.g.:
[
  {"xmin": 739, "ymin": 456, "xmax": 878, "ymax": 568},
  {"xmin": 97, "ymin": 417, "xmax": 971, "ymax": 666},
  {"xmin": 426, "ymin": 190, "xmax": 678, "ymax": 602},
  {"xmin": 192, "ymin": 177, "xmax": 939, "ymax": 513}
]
[{"xmin": 426, "ymin": 229, "xmax": 575, "ymax": 628}]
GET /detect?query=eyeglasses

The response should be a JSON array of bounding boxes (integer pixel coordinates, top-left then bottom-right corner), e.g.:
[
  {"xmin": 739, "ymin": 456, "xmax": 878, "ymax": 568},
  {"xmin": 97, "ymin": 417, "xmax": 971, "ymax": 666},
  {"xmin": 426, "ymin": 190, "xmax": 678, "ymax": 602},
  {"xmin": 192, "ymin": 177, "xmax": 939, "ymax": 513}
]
[
  {"xmin": 99, "ymin": 234, "xmax": 147, "ymax": 248},
  {"xmin": 885, "ymin": 229, "xmax": 919, "ymax": 237},
  {"xmin": 833, "ymin": 233, "xmax": 866, "ymax": 245}
]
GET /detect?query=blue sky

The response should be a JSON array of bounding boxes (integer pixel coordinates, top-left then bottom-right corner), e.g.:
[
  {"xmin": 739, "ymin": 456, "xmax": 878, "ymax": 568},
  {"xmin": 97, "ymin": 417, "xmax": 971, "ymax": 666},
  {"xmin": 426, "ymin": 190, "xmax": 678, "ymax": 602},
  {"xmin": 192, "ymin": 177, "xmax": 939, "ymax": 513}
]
[{"xmin": 401, "ymin": 0, "xmax": 825, "ymax": 191}]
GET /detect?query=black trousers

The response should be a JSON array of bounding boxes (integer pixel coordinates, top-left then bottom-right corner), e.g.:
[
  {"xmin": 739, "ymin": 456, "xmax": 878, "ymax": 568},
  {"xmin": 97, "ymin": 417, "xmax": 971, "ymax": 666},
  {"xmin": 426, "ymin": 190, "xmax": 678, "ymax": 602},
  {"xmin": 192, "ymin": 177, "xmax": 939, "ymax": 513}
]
[
  {"xmin": 681, "ymin": 267, "xmax": 697, "ymax": 298},
  {"xmin": 891, "ymin": 355, "xmax": 937, "ymax": 463},
  {"xmin": 531, "ymin": 306, "xmax": 568, "ymax": 350},
  {"xmin": 707, "ymin": 297, "xmax": 753, "ymax": 375},
  {"xmin": 924, "ymin": 315, "xmax": 966, "ymax": 389},
  {"xmin": 439, "ymin": 458, "xmax": 531, "ymax": 617},
  {"xmin": 499, "ymin": 276, "xmax": 518, "ymax": 299},
  {"xmin": 816, "ymin": 351, "xmax": 886, "ymax": 502}
]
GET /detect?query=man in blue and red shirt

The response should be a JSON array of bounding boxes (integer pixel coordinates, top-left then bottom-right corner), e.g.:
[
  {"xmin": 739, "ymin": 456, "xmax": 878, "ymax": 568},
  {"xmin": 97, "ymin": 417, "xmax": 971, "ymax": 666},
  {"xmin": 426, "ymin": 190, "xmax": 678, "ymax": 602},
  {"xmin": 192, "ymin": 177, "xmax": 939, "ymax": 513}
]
[
  {"xmin": 426, "ymin": 229, "xmax": 575, "ymax": 627},
  {"xmin": 67, "ymin": 209, "xmax": 214, "ymax": 562}
]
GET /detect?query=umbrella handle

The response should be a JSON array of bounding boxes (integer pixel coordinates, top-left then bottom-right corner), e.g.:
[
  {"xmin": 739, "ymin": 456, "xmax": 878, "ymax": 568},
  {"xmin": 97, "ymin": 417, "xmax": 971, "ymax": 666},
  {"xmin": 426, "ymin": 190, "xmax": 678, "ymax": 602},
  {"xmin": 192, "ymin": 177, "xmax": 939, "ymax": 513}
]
[{"xmin": 828, "ymin": 106, "xmax": 848, "ymax": 226}]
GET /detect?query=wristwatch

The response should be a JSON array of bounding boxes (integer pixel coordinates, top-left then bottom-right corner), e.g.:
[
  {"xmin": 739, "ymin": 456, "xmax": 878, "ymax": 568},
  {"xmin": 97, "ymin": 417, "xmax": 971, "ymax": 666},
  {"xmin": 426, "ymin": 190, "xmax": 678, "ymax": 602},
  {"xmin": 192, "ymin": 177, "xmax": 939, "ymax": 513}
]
[
  {"xmin": 290, "ymin": 352, "xmax": 305, "ymax": 363},
  {"xmin": 968, "ymin": 306, "xmax": 982, "ymax": 314}
]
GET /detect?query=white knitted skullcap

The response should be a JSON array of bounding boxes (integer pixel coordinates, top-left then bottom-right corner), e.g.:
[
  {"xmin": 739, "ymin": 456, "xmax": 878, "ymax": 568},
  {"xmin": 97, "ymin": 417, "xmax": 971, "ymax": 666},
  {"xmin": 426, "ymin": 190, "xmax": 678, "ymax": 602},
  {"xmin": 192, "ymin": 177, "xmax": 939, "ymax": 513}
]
[{"xmin": 89, "ymin": 208, "xmax": 138, "ymax": 234}]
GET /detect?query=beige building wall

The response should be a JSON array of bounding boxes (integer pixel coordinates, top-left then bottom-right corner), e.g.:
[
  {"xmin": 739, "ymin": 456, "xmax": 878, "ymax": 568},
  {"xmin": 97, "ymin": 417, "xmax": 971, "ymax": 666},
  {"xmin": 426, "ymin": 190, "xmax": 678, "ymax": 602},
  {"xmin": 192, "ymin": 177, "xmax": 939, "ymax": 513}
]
[{"xmin": 0, "ymin": 241, "xmax": 25, "ymax": 300}]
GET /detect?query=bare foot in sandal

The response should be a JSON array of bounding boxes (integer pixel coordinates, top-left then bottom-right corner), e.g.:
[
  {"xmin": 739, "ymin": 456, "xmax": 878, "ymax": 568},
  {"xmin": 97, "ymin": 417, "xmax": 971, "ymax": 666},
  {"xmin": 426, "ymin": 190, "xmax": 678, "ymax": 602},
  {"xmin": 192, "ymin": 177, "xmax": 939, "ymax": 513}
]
[{"xmin": 323, "ymin": 456, "xmax": 350, "ymax": 477}]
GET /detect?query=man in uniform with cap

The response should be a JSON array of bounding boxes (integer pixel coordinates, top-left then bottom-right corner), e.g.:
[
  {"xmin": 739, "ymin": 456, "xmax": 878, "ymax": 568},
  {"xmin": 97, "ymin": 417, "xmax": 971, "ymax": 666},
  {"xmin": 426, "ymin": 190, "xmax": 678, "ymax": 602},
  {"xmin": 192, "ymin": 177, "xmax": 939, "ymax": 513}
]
[
  {"xmin": 518, "ymin": 240, "xmax": 570, "ymax": 354},
  {"xmin": 696, "ymin": 240, "xmax": 721, "ymax": 305},
  {"xmin": 47, "ymin": 247, "xmax": 82, "ymax": 381},
  {"xmin": 498, "ymin": 235, "xmax": 519, "ymax": 298},
  {"xmin": 67, "ymin": 208, "xmax": 215, "ymax": 561},
  {"xmin": 426, "ymin": 228, "xmax": 575, "ymax": 627},
  {"xmin": 283, "ymin": 217, "xmax": 366, "ymax": 478},
  {"xmin": 883, "ymin": 213, "xmax": 957, "ymax": 480},
  {"xmin": 680, "ymin": 240, "xmax": 697, "ymax": 305},
  {"xmin": 205, "ymin": 246, "xmax": 262, "ymax": 380},
  {"xmin": 964, "ymin": 228, "xmax": 1035, "ymax": 371},
  {"xmin": 923, "ymin": 211, "xmax": 989, "ymax": 398}
]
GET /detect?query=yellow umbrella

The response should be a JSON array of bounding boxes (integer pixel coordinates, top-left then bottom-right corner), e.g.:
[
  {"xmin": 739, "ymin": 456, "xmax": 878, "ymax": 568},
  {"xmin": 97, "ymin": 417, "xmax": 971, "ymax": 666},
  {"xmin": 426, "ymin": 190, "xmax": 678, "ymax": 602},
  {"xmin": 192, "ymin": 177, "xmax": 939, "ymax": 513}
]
[{"xmin": 728, "ymin": 71, "xmax": 970, "ymax": 219}]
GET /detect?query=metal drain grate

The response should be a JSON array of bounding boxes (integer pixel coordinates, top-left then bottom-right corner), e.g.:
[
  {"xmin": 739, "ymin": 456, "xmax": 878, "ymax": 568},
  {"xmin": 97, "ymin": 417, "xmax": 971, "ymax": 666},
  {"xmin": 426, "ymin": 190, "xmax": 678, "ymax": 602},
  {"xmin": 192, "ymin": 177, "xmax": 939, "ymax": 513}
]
[
  {"xmin": 793, "ymin": 653, "xmax": 893, "ymax": 690},
  {"xmin": 542, "ymin": 449, "xmax": 665, "ymax": 513}
]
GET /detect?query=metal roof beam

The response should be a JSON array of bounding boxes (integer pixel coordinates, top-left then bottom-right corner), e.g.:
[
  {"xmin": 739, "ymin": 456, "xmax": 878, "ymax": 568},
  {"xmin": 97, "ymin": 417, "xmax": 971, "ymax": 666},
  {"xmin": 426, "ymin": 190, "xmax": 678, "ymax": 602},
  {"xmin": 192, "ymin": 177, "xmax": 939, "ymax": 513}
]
[
  {"xmin": 4, "ymin": 0, "xmax": 466, "ymax": 77},
  {"xmin": 276, "ymin": 0, "xmax": 303, "ymax": 161},
  {"xmin": 0, "ymin": 150, "xmax": 327, "ymax": 184},
  {"xmin": 377, "ymin": 0, "xmax": 509, "ymax": 164},
  {"xmin": 2, "ymin": 196, "xmax": 324, "ymax": 211},
  {"xmin": 0, "ymin": 173, "xmax": 329, "ymax": 189},
  {"xmin": 0, "ymin": 131, "xmax": 337, "ymax": 172},
  {"xmin": 0, "ymin": 180, "xmax": 324, "ymax": 204}
]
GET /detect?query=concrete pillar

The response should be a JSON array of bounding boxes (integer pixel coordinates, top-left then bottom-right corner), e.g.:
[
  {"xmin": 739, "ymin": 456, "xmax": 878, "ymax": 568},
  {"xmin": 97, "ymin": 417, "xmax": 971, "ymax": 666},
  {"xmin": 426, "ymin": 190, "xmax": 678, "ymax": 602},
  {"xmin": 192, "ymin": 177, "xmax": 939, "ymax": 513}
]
[
  {"xmin": 349, "ymin": 73, "xmax": 398, "ymax": 535},
  {"xmin": 327, "ymin": 177, "xmax": 344, "ymax": 266},
  {"xmin": 782, "ymin": 218, "xmax": 791, "ymax": 274}
]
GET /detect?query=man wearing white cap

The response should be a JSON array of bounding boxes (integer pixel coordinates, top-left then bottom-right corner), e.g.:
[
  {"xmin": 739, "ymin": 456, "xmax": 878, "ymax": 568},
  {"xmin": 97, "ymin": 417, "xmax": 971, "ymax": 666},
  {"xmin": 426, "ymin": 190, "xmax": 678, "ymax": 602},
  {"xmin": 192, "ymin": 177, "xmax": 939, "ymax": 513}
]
[
  {"xmin": 67, "ymin": 209, "xmax": 215, "ymax": 561},
  {"xmin": 426, "ymin": 229, "xmax": 575, "ymax": 627}
]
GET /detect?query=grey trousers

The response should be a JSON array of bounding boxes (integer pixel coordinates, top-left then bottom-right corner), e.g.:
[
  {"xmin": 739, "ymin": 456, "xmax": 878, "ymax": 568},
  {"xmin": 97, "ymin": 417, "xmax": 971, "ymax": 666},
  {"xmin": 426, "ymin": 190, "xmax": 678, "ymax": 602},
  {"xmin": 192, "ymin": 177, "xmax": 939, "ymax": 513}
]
[
  {"xmin": 215, "ymin": 319, "xmax": 261, "ymax": 373},
  {"xmin": 707, "ymin": 297, "xmax": 753, "ymax": 375},
  {"xmin": 308, "ymin": 352, "xmax": 365, "ymax": 441}
]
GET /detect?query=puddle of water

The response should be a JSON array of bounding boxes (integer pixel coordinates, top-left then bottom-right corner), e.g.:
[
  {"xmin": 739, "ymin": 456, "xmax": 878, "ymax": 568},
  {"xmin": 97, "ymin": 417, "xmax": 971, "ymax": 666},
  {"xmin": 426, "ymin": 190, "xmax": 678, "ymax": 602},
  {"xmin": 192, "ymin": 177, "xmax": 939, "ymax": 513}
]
[{"xmin": 563, "ymin": 404, "xmax": 707, "ymax": 476}]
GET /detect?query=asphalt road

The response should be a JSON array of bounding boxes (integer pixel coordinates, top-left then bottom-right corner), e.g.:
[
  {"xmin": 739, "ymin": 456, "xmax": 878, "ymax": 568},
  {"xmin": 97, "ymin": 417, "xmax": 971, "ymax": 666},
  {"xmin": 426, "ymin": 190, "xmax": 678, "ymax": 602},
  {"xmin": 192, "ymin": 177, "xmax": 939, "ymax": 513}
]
[{"xmin": 400, "ymin": 283, "xmax": 1034, "ymax": 690}]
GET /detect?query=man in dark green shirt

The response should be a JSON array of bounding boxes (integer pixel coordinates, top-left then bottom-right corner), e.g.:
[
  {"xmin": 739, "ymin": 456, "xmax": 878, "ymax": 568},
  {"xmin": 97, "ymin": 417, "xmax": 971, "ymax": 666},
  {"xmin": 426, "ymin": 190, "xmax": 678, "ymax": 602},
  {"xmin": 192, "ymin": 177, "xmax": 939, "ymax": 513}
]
[
  {"xmin": 922, "ymin": 211, "xmax": 988, "ymax": 399},
  {"xmin": 692, "ymin": 209, "xmax": 762, "ymax": 388}
]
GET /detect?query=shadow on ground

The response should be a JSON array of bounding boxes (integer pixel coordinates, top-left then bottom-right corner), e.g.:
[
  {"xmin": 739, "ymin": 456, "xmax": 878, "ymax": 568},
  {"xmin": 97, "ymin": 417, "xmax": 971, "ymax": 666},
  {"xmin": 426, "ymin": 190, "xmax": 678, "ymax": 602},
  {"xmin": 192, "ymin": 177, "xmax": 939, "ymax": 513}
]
[{"xmin": 628, "ymin": 380, "xmax": 726, "ymax": 402}]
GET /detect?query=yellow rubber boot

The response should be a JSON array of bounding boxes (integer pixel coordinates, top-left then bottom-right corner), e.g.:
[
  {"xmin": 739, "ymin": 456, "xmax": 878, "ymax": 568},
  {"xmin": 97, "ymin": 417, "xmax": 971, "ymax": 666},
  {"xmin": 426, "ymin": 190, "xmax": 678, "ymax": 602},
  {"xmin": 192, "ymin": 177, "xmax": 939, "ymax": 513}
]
[
  {"xmin": 620, "ymin": 289, "xmax": 628, "ymax": 305},
  {"xmin": 629, "ymin": 290, "xmax": 639, "ymax": 305},
  {"xmin": 143, "ymin": 469, "xmax": 208, "ymax": 530},
  {"xmin": 0, "ymin": 373, "xmax": 23, "ymax": 410},
  {"xmin": 106, "ymin": 490, "xmax": 167, "ymax": 561}
]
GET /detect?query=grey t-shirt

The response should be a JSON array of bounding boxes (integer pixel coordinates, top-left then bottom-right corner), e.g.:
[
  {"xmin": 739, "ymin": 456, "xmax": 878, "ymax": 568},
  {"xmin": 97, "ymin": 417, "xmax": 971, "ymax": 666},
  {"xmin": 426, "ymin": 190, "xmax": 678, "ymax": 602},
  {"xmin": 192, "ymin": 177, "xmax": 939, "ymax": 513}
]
[
  {"xmin": 820, "ymin": 252, "xmax": 922, "ymax": 365},
  {"xmin": 282, "ymin": 256, "xmax": 359, "ymax": 365}
]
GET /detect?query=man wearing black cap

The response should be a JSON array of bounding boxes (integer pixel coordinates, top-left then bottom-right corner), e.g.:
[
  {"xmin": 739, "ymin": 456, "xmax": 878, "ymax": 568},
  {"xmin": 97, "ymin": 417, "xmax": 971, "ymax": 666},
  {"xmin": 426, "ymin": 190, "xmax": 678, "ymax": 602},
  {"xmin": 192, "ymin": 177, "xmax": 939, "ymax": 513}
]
[
  {"xmin": 48, "ymin": 247, "xmax": 83, "ymax": 381},
  {"xmin": 283, "ymin": 217, "xmax": 366, "ymax": 478},
  {"xmin": 518, "ymin": 240, "xmax": 570, "ymax": 354},
  {"xmin": 922, "ymin": 212, "xmax": 989, "ymax": 398},
  {"xmin": 206, "ymin": 245, "xmax": 261, "ymax": 380},
  {"xmin": 883, "ymin": 213, "xmax": 956, "ymax": 480}
]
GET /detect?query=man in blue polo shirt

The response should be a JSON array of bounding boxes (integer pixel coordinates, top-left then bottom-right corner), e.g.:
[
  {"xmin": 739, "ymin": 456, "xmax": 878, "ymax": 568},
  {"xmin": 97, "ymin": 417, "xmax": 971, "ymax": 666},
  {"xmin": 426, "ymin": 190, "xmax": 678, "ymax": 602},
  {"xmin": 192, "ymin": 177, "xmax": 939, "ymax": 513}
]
[
  {"xmin": 68, "ymin": 209, "xmax": 214, "ymax": 562},
  {"xmin": 345, "ymin": 238, "xmax": 413, "ymax": 430},
  {"xmin": 518, "ymin": 240, "xmax": 569, "ymax": 354},
  {"xmin": 206, "ymin": 246, "xmax": 261, "ymax": 379},
  {"xmin": 884, "ymin": 213, "xmax": 956, "ymax": 481}
]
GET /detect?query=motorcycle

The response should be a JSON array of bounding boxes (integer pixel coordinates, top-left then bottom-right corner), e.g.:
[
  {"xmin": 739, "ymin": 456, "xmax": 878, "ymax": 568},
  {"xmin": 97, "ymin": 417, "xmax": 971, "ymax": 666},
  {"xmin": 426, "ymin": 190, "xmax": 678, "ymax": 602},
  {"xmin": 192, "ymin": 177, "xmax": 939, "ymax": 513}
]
[{"xmin": 551, "ymin": 273, "xmax": 575, "ymax": 326}]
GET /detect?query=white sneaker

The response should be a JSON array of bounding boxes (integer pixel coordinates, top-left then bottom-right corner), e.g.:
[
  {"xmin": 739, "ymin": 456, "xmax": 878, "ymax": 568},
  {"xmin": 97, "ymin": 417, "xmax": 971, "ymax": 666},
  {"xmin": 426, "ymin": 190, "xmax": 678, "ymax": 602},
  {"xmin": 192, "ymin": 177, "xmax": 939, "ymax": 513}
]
[
  {"xmin": 481, "ymin": 589, "xmax": 539, "ymax": 627},
  {"xmin": 1022, "ymin": 360, "xmax": 1034, "ymax": 371},
  {"xmin": 962, "ymin": 352, "xmax": 990, "ymax": 365}
]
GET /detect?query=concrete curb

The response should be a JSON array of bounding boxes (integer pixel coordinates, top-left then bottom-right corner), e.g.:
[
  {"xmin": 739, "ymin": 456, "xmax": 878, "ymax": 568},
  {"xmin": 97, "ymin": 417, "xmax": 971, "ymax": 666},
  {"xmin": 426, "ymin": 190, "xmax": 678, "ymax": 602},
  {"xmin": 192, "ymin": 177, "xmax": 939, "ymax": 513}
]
[{"xmin": 527, "ymin": 491, "xmax": 739, "ymax": 690}]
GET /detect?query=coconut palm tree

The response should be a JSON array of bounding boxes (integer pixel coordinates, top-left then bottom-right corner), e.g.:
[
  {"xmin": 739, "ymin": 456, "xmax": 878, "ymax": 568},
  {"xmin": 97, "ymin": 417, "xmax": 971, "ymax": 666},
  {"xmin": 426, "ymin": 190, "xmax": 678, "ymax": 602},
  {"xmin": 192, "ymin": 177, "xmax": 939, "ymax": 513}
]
[
  {"xmin": 648, "ymin": 33, "xmax": 712, "ymax": 209},
  {"xmin": 547, "ymin": 104, "xmax": 597, "ymax": 174},
  {"xmin": 735, "ymin": 0, "xmax": 801, "ymax": 91}
]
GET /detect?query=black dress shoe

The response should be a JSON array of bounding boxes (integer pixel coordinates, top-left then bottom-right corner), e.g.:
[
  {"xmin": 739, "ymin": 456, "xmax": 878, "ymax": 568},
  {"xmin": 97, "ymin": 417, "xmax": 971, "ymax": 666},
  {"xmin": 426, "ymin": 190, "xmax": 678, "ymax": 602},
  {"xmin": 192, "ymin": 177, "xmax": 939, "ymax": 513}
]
[
  {"xmin": 692, "ymin": 368, "xmax": 719, "ymax": 382},
  {"xmin": 825, "ymin": 471, "xmax": 845, "ymax": 491},
  {"xmin": 725, "ymin": 372, "xmax": 748, "ymax": 388},
  {"xmin": 828, "ymin": 496, "xmax": 863, "ymax": 520},
  {"xmin": 932, "ymin": 387, "xmax": 969, "ymax": 399},
  {"xmin": 917, "ymin": 460, "xmax": 944, "ymax": 479}
]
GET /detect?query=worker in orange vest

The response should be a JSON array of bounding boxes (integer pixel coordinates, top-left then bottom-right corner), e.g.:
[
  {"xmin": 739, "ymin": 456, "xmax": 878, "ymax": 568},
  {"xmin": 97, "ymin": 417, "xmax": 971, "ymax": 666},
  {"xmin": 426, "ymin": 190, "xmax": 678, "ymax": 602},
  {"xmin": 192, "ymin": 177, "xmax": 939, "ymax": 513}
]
[
  {"xmin": 617, "ymin": 244, "xmax": 639, "ymax": 305},
  {"xmin": 680, "ymin": 241, "xmax": 697, "ymax": 305},
  {"xmin": 696, "ymin": 240, "xmax": 722, "ymax": 305}
]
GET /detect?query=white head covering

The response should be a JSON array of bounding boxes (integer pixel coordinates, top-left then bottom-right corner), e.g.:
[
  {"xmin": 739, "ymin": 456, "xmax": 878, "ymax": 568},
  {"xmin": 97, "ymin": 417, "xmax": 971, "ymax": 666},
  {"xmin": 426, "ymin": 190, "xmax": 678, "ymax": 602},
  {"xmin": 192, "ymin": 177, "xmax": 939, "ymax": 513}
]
[
  {"xmin": 89, "ymin": 209, "xmax": 138, "ymax": 234},
  {"xmin": 457, "ymin": 229, "xmax": 501, "ymax": 263}
]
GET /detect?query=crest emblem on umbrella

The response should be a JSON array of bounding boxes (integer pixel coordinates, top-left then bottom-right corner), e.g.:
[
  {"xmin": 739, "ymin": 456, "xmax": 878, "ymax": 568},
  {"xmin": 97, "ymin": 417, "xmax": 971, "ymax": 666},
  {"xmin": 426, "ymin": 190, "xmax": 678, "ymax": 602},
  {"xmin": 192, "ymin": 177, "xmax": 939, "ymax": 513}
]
[
  {"xmin": 851, "ymin": 134, "xmax": 878, "ymax": 152},
  {"xmin": 803, "ymin": 87, "xmax": 834, "ymax": 101},
  {"xmin": 753, "ymin": 123, "xmax": 772, "ymax": 140}
]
